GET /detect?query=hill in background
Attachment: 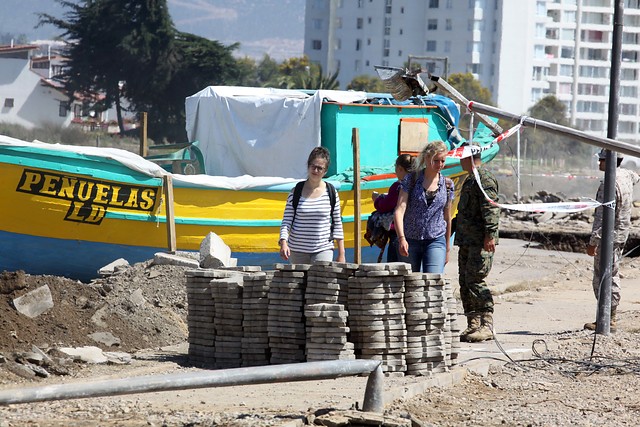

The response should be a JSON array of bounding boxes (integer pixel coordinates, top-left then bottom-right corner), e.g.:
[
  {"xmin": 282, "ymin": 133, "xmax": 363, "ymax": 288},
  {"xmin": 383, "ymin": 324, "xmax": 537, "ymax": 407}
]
[{"xmin": 0, "ymin": 0, "xmax": 304, "ymax": 60}]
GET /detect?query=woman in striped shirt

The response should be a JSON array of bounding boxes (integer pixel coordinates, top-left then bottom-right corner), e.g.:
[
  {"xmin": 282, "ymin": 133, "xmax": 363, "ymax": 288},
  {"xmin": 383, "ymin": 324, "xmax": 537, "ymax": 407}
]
[{"xmin": 279, "ymin": 147, "xmax": 345, "ymax": 263}]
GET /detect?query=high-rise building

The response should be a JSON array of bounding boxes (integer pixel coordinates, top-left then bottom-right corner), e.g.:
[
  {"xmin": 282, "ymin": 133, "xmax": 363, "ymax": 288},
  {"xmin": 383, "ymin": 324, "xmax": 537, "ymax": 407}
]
[{"xmin": 304, "ymin": 0, "xmax": 640, "ymax": 142}]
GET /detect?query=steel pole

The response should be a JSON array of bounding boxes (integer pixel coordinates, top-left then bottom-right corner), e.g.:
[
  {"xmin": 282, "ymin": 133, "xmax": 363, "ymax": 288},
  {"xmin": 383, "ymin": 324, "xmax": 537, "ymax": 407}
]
[
  {"xmin": 464, "ymin": 101, "xmax": 640, "ymax": 159},
  {"xmin": 0, "ymin": 360, "xmax": 383, "ymax": 411},
  {"xmin": 596, "ymin": 0, "xmax": 624, "ymax": 335}
]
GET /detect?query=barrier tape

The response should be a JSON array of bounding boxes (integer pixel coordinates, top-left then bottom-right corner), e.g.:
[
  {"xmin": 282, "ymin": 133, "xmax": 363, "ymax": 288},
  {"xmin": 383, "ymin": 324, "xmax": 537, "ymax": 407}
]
[{"xmin": 447, "ymin": 124, "xmax": 612, "ymax": 213}]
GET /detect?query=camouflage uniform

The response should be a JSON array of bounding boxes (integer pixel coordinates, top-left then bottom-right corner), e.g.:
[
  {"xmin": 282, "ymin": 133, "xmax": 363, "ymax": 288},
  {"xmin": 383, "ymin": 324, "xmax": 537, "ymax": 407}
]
[
  {"xmin": 589, "ymin": 168, "xmax": 640, "ymax": 309},
  {"xmin": 454, "ymin": 167, "xmax": 500, "ymax": 316}
]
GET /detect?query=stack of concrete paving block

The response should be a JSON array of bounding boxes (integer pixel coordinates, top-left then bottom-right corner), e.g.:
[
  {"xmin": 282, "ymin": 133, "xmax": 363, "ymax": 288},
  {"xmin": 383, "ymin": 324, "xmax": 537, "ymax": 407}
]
[
  {"xmin": 304, "ymin": 303, "xmax": 355, "ymax": 361},
  {"xmin": 268, "ymin": 264, "xmax": 309, "ymax": 364},
  {"xmin": 185, "ymin": 269, "xmax": 236, "ymax": 366},
  {"xmin": 403, "ymin": 272, "xmax": 448, "ymax": 375},
  {"xmin": 305, "ymin": 261, "xmax": 358, "ymax": 306},
  {"xmin": 241, "ymin": 271, "xmax": 273, "ymax": 367},
  {"xmin": 348, "ymin": 263, "xmax": 410, "ymax": 376},
  {"xmin": 211, "ymin": 276, "xmax": 244, "ymax": 369},
  {"xmin": 443, "ymin": 278, "xmax": 461, "ymax": 366}
]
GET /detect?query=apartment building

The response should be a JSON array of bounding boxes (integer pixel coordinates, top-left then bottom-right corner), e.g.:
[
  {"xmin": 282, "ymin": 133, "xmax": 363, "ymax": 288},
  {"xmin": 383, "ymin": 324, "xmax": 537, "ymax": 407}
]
[{"xmin": 304, "ymin": 0, "xmax": 640, "ymax": 142}]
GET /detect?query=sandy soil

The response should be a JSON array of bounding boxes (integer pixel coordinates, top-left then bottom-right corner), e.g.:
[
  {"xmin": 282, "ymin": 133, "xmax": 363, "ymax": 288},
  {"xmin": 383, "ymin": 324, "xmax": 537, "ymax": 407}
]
[{"xmin": 1, "ymin": 232, "xmax": 639, "ymax": 426}]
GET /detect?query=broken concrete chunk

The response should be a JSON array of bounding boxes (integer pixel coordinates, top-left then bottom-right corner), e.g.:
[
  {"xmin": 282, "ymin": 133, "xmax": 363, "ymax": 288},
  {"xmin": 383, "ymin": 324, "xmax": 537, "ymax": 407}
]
[
  {"xmin": 56, "ymin": 346, "xmax": 108, "ymax": 364},
  {"xmin": 128, "ymin": 288, "xmax": 146, "ymax": 307},
  {"xmin": 89, "ymin": 331, "xmax": 121, "ymax": 347},
  {"xmin": 199, "ymin": 232, "xmax": 232, "ymax": 268},
  {"xmin": 104, "ymin": 352, "xmax": 132, "ymax": 365},
  {"xmin": 97, "ymin": 258, "xmax": 130, "ymax": 276},
  {"xmin": 152, "ymin": 252, "xmax": 200, "ymax": 269},
  {"xmin": 13, "ymin": 285, "xmax": 54, "ymax": 318}
]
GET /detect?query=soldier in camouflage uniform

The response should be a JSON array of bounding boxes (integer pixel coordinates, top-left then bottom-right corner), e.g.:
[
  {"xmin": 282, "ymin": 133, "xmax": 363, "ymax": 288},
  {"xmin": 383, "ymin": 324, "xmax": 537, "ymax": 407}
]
[
  {"xmin": 454, "ymin": 150, "xmax": 500, "ymax": 342},
  {"xmin": 584, "ymin": 149, "xmax": 640, "ymax": 332}
]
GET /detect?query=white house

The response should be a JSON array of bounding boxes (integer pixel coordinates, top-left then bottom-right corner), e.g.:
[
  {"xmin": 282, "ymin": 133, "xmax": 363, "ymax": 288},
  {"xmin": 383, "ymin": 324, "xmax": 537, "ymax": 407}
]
[{"xmin": 0, "ymin": 43, "xmax": 80, "ymax": 129}]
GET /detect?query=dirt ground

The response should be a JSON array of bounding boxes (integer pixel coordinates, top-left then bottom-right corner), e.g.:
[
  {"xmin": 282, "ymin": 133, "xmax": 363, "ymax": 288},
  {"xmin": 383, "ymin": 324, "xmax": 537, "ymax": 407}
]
[{"xmin": 1, "ymin": 218, "xmax": 640, "ymax": 426}]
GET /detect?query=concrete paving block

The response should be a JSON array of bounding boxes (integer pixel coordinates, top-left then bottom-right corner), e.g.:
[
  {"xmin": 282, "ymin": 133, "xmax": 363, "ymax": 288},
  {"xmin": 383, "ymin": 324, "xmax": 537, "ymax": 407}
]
[{"xmin": 13, "ymin": 285, "xmax": 54, "ymax": 318}]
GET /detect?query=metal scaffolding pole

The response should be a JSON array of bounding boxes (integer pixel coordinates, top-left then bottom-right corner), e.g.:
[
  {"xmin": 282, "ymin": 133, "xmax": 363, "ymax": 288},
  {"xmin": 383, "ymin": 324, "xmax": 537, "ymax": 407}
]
[
  {"xmin": 596, "ymin": 0, "xmax": 624, "ymax": 335},
  {"xmin": 0, "ymin": 360, "xmax": 384, "ymax": 412}
]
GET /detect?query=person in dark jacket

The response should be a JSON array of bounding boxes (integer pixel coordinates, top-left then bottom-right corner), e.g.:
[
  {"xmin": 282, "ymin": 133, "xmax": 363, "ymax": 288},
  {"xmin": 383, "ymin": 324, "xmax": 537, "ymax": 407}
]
[
  {"xmin": 372, "ymin": 154, "xmax": 413, "ymax": 262},
  {"xmin": 455, "ymin": 148, "xmax": 500, "ymax": 342}
]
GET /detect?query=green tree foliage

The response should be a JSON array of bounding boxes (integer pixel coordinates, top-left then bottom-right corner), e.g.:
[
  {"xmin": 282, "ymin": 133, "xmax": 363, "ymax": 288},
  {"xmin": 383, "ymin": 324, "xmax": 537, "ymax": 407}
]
[
  {"xmin": 523, "ymin": 95, "xmax": 590, "ymax": 167},
  {"xmin": 347, "ymin": 75, "xmax": 387, "ymax": 92},
  {"xmin": 446, "ymin": 72, "xmax": 493, "ymax": 105}
]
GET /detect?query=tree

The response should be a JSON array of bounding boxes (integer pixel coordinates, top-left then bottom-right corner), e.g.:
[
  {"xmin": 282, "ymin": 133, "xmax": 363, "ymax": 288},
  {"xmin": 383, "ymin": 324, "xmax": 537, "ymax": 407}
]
[
  {"xmin": 40, "ymin": 0, "xmax": 239, "ymax": 142},
  {"xmin": 347, "ymin": 75, "xmax": 387, "ymax": 92},
  {"xmin": 522, "ymin": 95, "xmax": 590, "ymax": 167},
  {"xmin": 446, "ymin": 72, "xmax": 493, "ymax": 105},
  {"xmin": 39, "ymin": 0, "xmax": 177, "ymax": 136}
]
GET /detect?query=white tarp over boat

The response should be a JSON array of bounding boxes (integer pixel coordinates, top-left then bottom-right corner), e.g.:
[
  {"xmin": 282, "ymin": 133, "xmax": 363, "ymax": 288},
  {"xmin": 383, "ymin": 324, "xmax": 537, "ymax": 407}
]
[{"xmin": 185, "ymin": 86, "xmax": 367, "ymax": 179}]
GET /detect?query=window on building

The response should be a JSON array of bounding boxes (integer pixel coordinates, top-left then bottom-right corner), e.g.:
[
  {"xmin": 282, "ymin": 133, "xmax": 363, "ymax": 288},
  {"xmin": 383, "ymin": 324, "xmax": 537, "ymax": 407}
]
[
  {"xmin": 622, "ymin": 50, "xmax": 638, "ymax": 62},
  {"xmin": 627, "ymin": 0, "xmax": 640, "ymax": 9},
  {"xmin": 428, "ymin": 19, "xmax": 438, "ymax": 30},
  {"xmin": 426, "ymin": 40, "xmax": 437, "ymax": 51},
  {"xmin": 621, "ymin": 68, "xmax": 637, "ymax": 80},
  {"xmin": 577, "ymin": 101, "xmax": 606, "ymax": 113},
  {"xmin": 561, "ymin": 47, "xmax": 574, "ymax": 58},
  {"xmin": 398, "ymin": 50, "xmax": 402, "ymax": 56},
  {"xmin": 355, "ymin": 60, "xmax": 361, "ymax": 72},
  {"xmin": 618, "ymin": 121, "xmax": 635, "ymax": 133},
  {"xmin": 620, "ymin": 85, "xmax": 638, "ymax": 97},
  {"xmin": 532, "ymin": 66, "xmax": 549, "ymax": 80},
  {"xmin": 383, "ymin": 48, "xmax": 390, "ymax": 57},
  {"xmin": 558, "ymin": 83, "xmax": 572, "ymax": 94},
  {"xmin": 356, "ymin": 39, "xmax": 361, "ymax": 50},
  {"xmin": 560, "ymin": 64, "xmax": 574, "ymax": 77},
  {"xmin": 59, "ymin": 101, "xmax": 69, "ymax": 117},
  {"xmin": 444, "ymin": 40, "xmax": 451, "ymax": 52},
  {"xmin": 446, "ymin": 0, "xmax": 453, "ymax": 7},
  {"xmin": 536, "ymin": 1, "xmax": 546, "ymax": 16},
  {"xmin": 385, "ymin": 0, "xmax": 392, "ymax": 13},
  {"xmin": 313, "ymin": 19, "xmax": 323, "ymax": 30},
  {"xmin": 534, "ymin": 45, "xmax": 545, "ymax": 59},
  {"xmin": 312, "ymin": 39, "xmax": 322, "ymax": 50},
  {"xmin": 563, "ymin": 11, "xmax": 576, "ymax": 23},
  {"xmin": 4, "ymin": 98, "xmax": 14, "ymax": 108},
  {"xmin": 445, "ymin": 19, "xmax": 452, "ymax": 30},
  {"xmin": 429, "ymin": 0, "xmax": 439, "ymax": 8},
  {"xmin": 384, "ymin": 39, "xmax": 390, "ymax": 48},
  {"xmin": 336, "ymin": 17, "xmax": 342, "ymax": 28},
  {"xmin": 535, "ymin": 23, "xmax": 545, "ymax": 38},
  {"xmin": 367, "ymin": 38, "xmax": 371, "ymax": 45},
  {"xmin": 357, "ymin": 18, "xmax": 363, "ymax": 29},
  {"xmin": 467, "ymin": 63, "xmax": 483, "ymax": 74},
  {"xmin": 561, "ymin": 29, "xmax": 574, "ymax": 40},
  {"xmin": 366, "ymin": 60, "xmax": 370, "ymax": 66},
  {"xmin": 357, "ymin": 0, "xmax": 363, "ymax": 7},
  {"xmin": 620, "ymin": 104, "xmax": 637, "ymax": 115},
  {"xmin": 399, "ymin": 28, "xmax": 403, "ymax": 34}
]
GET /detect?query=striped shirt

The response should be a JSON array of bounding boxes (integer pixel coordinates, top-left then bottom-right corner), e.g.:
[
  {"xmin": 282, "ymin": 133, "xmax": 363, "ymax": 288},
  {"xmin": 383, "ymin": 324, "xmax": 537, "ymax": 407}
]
[{"xmin": 279, "ymin": 189, "xmax": 344, "ymax": 254}]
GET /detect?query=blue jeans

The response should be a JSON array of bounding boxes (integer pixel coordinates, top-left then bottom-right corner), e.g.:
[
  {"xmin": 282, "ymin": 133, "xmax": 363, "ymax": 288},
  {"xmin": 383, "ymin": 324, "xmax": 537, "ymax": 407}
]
[
  {"xmin": 404, "ymin": 235, "xmax": 447, "ymax": 273},
  {"xmin": 387, "ymin": 232, "xmax": 399, "ymax": 263}
]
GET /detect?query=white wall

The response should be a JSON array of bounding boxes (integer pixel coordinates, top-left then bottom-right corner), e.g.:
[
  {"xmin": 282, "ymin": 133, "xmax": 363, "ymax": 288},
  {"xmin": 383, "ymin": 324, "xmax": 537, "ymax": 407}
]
[{"xmin": 0, "ymin": 57, "xmax": 73, "ymax": 129}]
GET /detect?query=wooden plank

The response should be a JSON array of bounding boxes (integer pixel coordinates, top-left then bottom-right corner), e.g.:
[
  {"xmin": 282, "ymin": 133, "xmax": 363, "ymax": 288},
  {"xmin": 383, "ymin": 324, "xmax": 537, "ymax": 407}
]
[
  {"xmin": 352, "ymin": 128, "xmax": 361, "ymax": 264},
  {"xmin": 139, "ymin": 112, "xmax": 148, "ymax": 157},
  {"xmin": 399, "ymin": 117, "xmax": 429, "ymax": 155},
  {"xmin": 163, "ymin": 175, "xmax": 177, "ymax": 253}
]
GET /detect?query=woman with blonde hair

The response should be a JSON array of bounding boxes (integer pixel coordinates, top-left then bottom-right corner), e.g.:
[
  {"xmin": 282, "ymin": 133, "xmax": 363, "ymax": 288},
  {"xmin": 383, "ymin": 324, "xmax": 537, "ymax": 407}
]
[{"xmin": 393, "ymin": 141, "xmax": 453, "ymax": 273}]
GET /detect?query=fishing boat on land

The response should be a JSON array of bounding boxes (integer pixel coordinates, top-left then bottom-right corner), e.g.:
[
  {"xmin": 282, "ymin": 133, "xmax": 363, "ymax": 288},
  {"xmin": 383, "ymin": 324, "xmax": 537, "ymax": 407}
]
[{"xmin": 0, "ymin": 85, "xmax": 499, "ymax": 281}]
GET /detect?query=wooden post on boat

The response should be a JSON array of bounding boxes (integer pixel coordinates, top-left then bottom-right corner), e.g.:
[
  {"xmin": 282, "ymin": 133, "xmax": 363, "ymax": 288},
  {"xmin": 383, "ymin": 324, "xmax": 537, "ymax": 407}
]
[
  {"xmin": 163, "ymin": 175, "xmax": 177, "ymax": 253},
  {"xmin": 139, "ymin": 112, "xmax": 148, "ymax": 157},
  {"xmin": 352, "ymin": 128, "xmax": 362, "ymax": 263}
]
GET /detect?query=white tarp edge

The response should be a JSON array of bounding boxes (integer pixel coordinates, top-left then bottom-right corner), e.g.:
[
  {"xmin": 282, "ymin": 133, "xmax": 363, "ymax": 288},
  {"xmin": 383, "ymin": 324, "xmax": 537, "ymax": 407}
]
[{"xmin": 185, "ymin": 86, "xmax": 367, "ymax": 179}]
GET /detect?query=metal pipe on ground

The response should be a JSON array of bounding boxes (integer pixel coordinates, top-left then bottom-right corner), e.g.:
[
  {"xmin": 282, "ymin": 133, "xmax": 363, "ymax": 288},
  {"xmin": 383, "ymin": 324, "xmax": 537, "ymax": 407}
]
[{"xmin": 0, "ymin": 359, "xmax": 385, "ymax": 412}]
